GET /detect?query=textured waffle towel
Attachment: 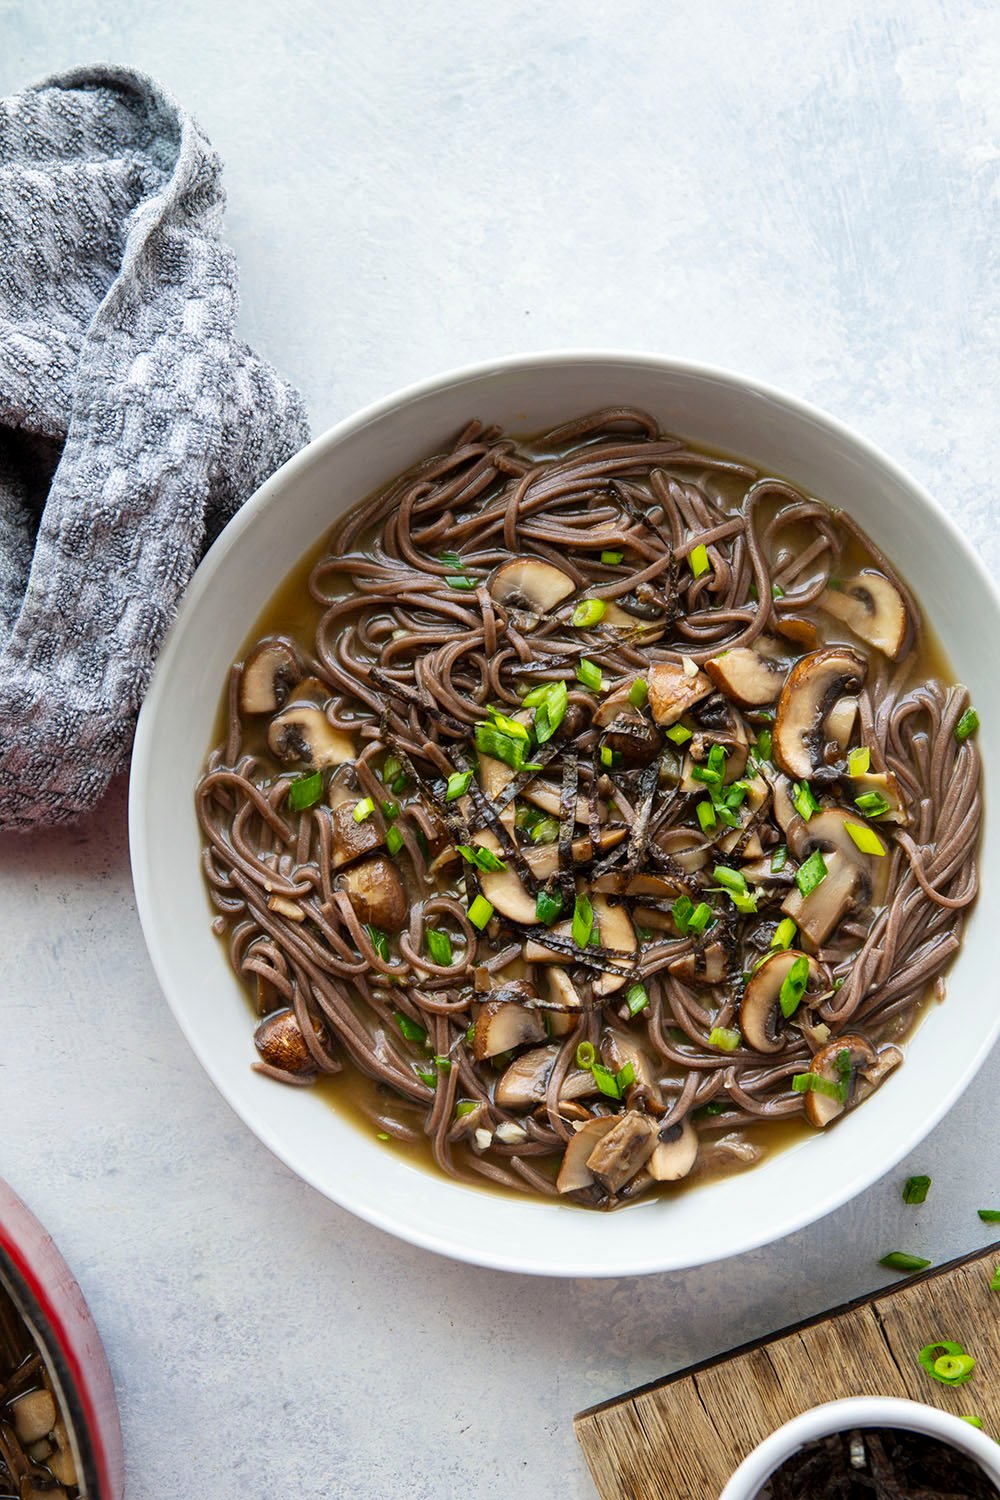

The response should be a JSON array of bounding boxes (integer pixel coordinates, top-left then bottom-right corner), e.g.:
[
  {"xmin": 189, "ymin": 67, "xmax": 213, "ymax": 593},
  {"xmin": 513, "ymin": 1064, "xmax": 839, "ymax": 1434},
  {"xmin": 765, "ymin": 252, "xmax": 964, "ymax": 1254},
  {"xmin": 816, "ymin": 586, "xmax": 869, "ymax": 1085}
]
[{"xmin": 0, "ymin": 65, "xmax": 309, "ymax": 831}]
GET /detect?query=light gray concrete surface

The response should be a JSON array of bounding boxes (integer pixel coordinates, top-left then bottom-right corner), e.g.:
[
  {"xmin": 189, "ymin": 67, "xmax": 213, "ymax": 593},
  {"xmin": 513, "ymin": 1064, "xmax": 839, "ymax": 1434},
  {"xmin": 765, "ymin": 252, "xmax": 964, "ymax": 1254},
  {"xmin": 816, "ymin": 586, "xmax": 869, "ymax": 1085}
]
[{"xmin": 1, "ymin": 3, "xmax": 998, "ymax": 1496}]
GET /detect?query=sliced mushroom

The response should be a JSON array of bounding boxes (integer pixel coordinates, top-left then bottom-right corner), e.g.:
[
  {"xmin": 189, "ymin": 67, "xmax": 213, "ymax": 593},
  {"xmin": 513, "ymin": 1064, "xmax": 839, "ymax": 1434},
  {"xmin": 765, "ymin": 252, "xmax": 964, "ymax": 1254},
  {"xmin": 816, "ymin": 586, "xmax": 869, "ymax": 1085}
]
[
  {"xmin": 788, "ymin": 806, "xmax": 891, "ymax": 906},
  {"xmin": 585, "ymin": 1110, "xmax": 659, "ymax": 1193},
  {"xmin": 490, "ymin": 558, "xmax": 575, "ymax": 613},
  {"xmin": 803, "ymin": 1035, "xmax": 902, "ymax": 1126},
  {"xmin": 521, "ymin": 779, "xmax": 591, "ymax": 823},
  {"xmin": 522, "ymin": 896, "xmax": 636, "ymax": 996},
  {"xmin": 825, "ymin": 695, "xmax": 857, "ymax": 751},
  {"xmin": 472, "ymin": 996, "xmax": 547, "ymax": 1060},
  {"xmin": 268, "ymin": 705, "xmax": 356, "ymax": 769},
  {"xmin": 718, "ymin": 775, "xmax": 770, "ymax": 856},
  {"xmin": 556, "ymin": 1116, "xmax": 619, "ymax": 1193},
  {"xmin": 648, "ymin": 1116, "xmax": 700, "ymax": 1181},
  {"xmin": 593, "ymin": 870, "xmax": 686, "ymax": 901},
  {"xmin": 339, "ymin": 854, "xmax": 408, "ymax": 932},
  {"xmin": 479, "ymin": 754, "xmax": 518, "ymax": 832},
  {"xmin": 329, "ymin": 802, "xmax": 384, "ymax": 868},
  {"xmin": 603, "ymin": 1028, "xmax": 663, "ymax": 1110},
  {"xmin": 774, "ymin": 615, "xmax": 819, "ymax": 651},
  {"xmin": 820, "ymin": 571, "xmax": 909, "ymax": 660},
  {"xmin": 762, "ymin": 766, "xmax": 799, "ymax": 835},
  {"xmin": 239, "ymin": 639, "xmax": 302, "ymax": 714},
  {"xmin": 669, "ymin": 942, "xmax": 728, "ymax": 985},
  {"xmin": 654, "ymin": 827, "xmax": 711, "ymax": 872},
  {"xmin": 739, "ymin": 949, "xmax": 824, "ymax": 1053},
  {"xmin": 47, "ymin": 1423, "xmax": 77, "ymax": 1488},
  {"xmin": 494, "ymin": 1043, "xmax": 597, "ymax": 1107},
  {"xmin": 781, "ymin": 851, "xmax": 859, "ymax": 949},
  {"xmin": 681, "ymin": 715, "xmax": 750, "ymax": 788},
  {"xmin": 254, "ymin": 1009, "xmax": 317, "ymax": 1076},
  {"xmin": 11, "ymin": 1390, "xmax": 57, "ymax": 1444},
  {"xmin": 647, "ymin": 661, "xmax": 713, "ymax": 726},
  {"xmin": 705, "ymin": 638, "xmax": 787, "ymax": 707},
  {"xmin": 851, "ymin": 770, "xmax": 908, "ymax": 825},
  {"xmin": 772, "ymin": 646, "xmax": 867, "ymax": 779},
  {"xmin": 467, "ymin": 830, "xmax": 537, "ymax": 923},
  {"xmin": 600, "ymin": 711, "xmax": 664, "ymax": 768},
  {"xmin": 546, "ymin": 967, "xmax": 583, "ymax": 1037},
  {"xmin": 522, "ymin": 827, "xmax": 626, "ymax": 882},
  {"xmin": 593, "ymin": 681, "xmax": 640, "ymax": 728}
]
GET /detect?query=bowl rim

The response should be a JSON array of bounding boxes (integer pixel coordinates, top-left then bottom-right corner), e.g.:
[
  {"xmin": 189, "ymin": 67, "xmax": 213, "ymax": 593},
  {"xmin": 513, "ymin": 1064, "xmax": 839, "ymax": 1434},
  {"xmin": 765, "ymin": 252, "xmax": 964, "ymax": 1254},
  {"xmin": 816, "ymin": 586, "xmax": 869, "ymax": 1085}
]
[{"xmin": 130, "ymin": 348, "xmax": 1000, "ymax": 1276}]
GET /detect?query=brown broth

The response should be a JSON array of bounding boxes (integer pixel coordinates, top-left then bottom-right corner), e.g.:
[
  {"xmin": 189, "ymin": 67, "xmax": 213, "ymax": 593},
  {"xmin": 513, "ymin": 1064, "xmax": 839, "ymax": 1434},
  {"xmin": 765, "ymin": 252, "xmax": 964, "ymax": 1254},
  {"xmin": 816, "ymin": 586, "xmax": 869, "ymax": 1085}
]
[{"xmin": 204, "ymin": 434, "xmax": 959, "ymax": 1206}]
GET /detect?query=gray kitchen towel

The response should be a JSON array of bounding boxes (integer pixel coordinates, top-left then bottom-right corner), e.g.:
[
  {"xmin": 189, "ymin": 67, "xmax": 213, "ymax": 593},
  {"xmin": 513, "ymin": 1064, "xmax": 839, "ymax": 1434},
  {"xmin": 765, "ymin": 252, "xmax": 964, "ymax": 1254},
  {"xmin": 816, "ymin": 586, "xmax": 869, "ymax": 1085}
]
[{"xmin": 0, "ymin": 64, "xmax": 309, "ymax": 831}]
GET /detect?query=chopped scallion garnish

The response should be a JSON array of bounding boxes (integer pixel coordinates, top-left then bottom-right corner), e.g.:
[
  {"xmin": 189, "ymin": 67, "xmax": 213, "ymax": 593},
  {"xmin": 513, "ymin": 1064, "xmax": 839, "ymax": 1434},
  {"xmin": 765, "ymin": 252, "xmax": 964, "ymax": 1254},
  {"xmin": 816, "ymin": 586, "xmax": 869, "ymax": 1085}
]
[
  {"xmin": 878, "ymin": 1251, "xmax": 931, "ymax": 1272},
  {"xmin": 956, "ymin": 707, "xmax": 979, "ymax": 742},
  {"xmin": 467, "ymin": 894, "xmax": 494, "ymax": 929},
  {"xmin": 445, "ymin": 771, "xmax": 472, "ymax": 801},
  {"xmin": 628, "ymin": 677, "xmax": 648, "ymax": 710},
  {"xmin": 287, "ymin": 770, "xmax": 323, "ymax": 811},
  {"xmin": 626, "ymin": 982, "xmax": 649, "ymax": 1016},
  {"xmin": 671, "ymin": 895, "xmax": 695, "ymax": 934},
  {"xmin": 474, "ymin": 720, "xmax": 533, "ymax": 772},
  {"xmin": 533, "ymin": 679, "xmax": 568, "ymax": 744},
  {"xmin": 535, "ymin": 888, "xmax": 563, "ymax": 926},
  {"xmin": 601, "ymin": 550, "xmax": 624, "ymax": 565},
  {"xmin": 666, "ymin": 723, "xmax": 692, "ymax": 745},
  {"xmin": 572, "ymin": 893, "xmax": 595, "ymax": 949},
  {"xmin": 791, "ymin": 780, "xmax": 820, "ymax": 821},
  {"xmin": 616, "ymin": 1061, "xmax": 636, "ymax": 1091},
  {"xmin": 689, "ymin": 543, "xmax": 710, "ymax": 579},
  {"xmin": 455, "ymin": 843, "xmax": 507, "ymax": 873},
  {"xmin": 755, "ymin": 729, "xmax": 772, "ymax": 762},
  {"xmin": 795, "ymin": 849, "xmax": 828, "ymax": 896},
  {"xmin": 990, "ymin": 1265, "xmax": 1000, "ymax": 1293},
  {"xmin": 708, "ymin": 1026, "xmax": 741, "ymax": 1051},
  {"xmin": 576, "ymin": 657, "xmax": 603, "ymax": 692},
  {"xmin": 445, "ymin": 575, "xmax": 477, "ymax": 590},
  {"xmin": 385, "ymin": 824, "xmax": 404, "ymax": 856},
  {"xmin": 778, "ymin": 955, "xmax": 810, "ymax": 1018},
  {"xmin": 848, "ymin": 746, "xmax": 871, "ymax": 776},
  {"xmin": 845, "ymin": 821, "xmax": 886, "ymax": 856},
  {"xmin": 365, "ymin": 925, "xmax": 389, "ymax": 961},
  {"xmin": 591, "ymin": 1063, "xmax": 622, "ymax": 1099},
  {"xmin": 696, "ymin": 799, "xmax": 717, "ymax": 834},
  {"xmin": 571, "ymin": 598, "xmax": 606, "ymax": 628},
  {"xmin": 353, "ymin": 797, "xmax": 375, "ymax": 823},
  {"xmin": 977, "ymin": 1209, "xmax": 1000, "ymax": 1223},
  {"xmin": 854, "ymin": 790, "xmax": 891, "ymax": 818},
  {"xmin": 770, "ymin": 844, "xmax": 788, "ymax": 873},
  {"xmin": 771, "ymin": 917, "xmax": 797, "ymax": 951},
  {"xmin": 575, "ymin": 1042, "xmax": 596, "ymax": 1069},
  {"xmin": 416, "ymin": 1065, "xmax": 437, "ymax": 1086},
  {"xmin": 395, "ymin": 1011, "xmax": 427, "ymax": 1044},
  {"xmin": 689, "ymin": 902, "xmax": 714, "ymax": 935},
  {"xmin": 455, "ymin": 1100, "xmax": 478, "ymax": 1118},
  {"xmin": 425, "ymin": 928, "xmax": 453, "ymax": 966},
  {"xmin": 903, "ymin": 1175, "xmax": 931, "ymax": 1205},
  {"xmin": 529, "ymin": 816, "xmax": 560, "ymax": 845},
  {"xmin": 381, "ymin": 799, "xmax": 400, "ymax": 820}
]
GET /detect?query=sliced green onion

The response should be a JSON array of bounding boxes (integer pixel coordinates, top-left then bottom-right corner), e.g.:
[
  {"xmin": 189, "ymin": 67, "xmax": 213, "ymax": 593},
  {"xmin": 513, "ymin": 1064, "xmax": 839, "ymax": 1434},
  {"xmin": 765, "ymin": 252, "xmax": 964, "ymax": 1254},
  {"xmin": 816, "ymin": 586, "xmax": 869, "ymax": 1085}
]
[
  {"xmin": 353, "ymin": 797, "xmax": 375, "ymax": 823},
  {"xmin": 445, "ymin": 771, "xmax": 472, "ymax": 801},
  {"xmin": 425, "ymin": 928, "xmax": 453, "ymax": 966},
  {"xmin": 919, "ymin": 1340, "xmax": 965, "ymax": 1377},
  {"xmin": 779, "ymin": 955, "xmax": 810, "ymax": 1019},
  {"xmin": 671, "ymin": 895, "xmax": 695, "ymax": 935},
  {"xmin": 382, "ymin": 755, "xmax": 403, "ymax": 784},
  {"xmin": 691, "ymin": 764, "xmax": 722, "ymax": 787},
  {"xmin": 601, "ymin": 550, "xmax": 624, "ymax": 565},
  {"xmin": 600, "ymin": 745, "xmax": 616, "ymax": 768},
  {"xmin": 713, "ymin": 865, "xmax": 748, "ymax": 895},
  {"xmin": 626, "ymin": 982, "xmax": 649, "ymax": 1016},
  {"xmin": 628, "ymin": 677, "xmax": 648, "ymax": 710},
  {"xmin": 287, "ymin": 770, "xmax": 323, "ymax": 811},
  {"xmin": 535, "ymin": 888, "xmax": 564, "ymax": 926},
  {"xmin": 771, "ymin": 581, "xmax": 785, "ymax": 599},
  {"xmin": 433, "ymin": 1055, "xmax": 452, "ymax": 1075},
  {"xmin": 977, "ymin": 1209, "xmax": 1000, "ymax": 1223},
  {"xmin": 934, "ymin": 1353, "xmax": 976, "ymax": 1384},
  {"xmin": 770, "ymin": 844, "xmax": 788, "ymax": 873},
  {"xmin": 689, "ymin": 543, "xmax": 710, "ymax": 579},
  {"xmin": 572, "ymin": 598, "xmax": 606, "ymax": 628},
  {"xmin": 515, "ymin": 803, "xmax": 544, "ymax": 832},
  {"xmin": 445, "ymin": 575, "xmax": 477, "ymax": 590},
  {"xmin": 381, "ymin": 799, "xmax": 400, "ymax": 820},
  {"xmin": 385, "ymin": 824, "xmax": 404, "ymax": 856},
  {"xmin": 956, "ymin": 707, "xmax": 979, "ymax": 742},
  {"xmin": 376, "ymin": 1131, "xmax": 390, "ymax": 1141},
  {"xmin": 575, "ymin": 1041, "xmax": 596, "ymax": 1069},
  {"xmin": 855, "ymin": 790, "xmax": 891, "ymax": 818},
  {"xmin": 771, "ymin": 917, "xmax": 797, "ymax": 951},
  {"xmin": 696, "ymin": 800, "xmax": 717, "ymax": 834},
  {"xmin": 791, "ymin": 780, "xmax": 820, "ymax": 821},
  {"xmin": 961, "ymin": 1416, "xmax": 984, "ymax": 1429},
  {"xmin": 416, "ymin": 1066, "xmax": 437, "ymax": 1086},
  {"xmin": 591, "ymin": 1063, "xmax": 622, "ymax": 1099},
  {"xmin": 849, "ymin": 746, "xmax": 871, "ymax": 776},
  {"xmin": 486, "ymin": 706, "xmax": 530, "ymax": 741},
  {"xmin": 455, "ymin": 843, "xmax": 507, "ymax": 873},
  {"xmin": 365, "ymin": 925, "xmax": 389, "ymax": 961},
  {"xmin": 395, "ymin": 1010, "xmax": 427, "ymax": 1044},
  {"xmin": 474, "ymin": 721, "xmax": 526, "ymax": 771},
  {"xmin": 990, "ymin": 1265, "xmax": 1000, "ymax": 1293},
  {"xmin": 530, "ymin": 816, "xmax": 560, "ymax": 844},
  {"xmin": 755, "ymin": 729, "xmax": 772, "ymax": 762},
  {"xmin": 467, "ymin": 894, "xmax": 494, "ymax": 929},
  {"xmin": 689, "ymin": 902, "xmax": 714, "ymax": 935},
  {"xmin": 695, "ymin": 1101, "xmax": 729, "ymax": 1119},
  {"xmin": 796, "ymin": 849, "xmax": 828, "ymax": 896},
  {"xmin": 572, "ymin": 893, "xmax": 594, "ymax": 949},
  {"xmin": 903, "ymin": 1175, "xmax": 931, "ymax": 1205},
  {"xmin": 390, "ymin": 773, "xmax": 408, "ymax": 794},
  {"xmin": 666, "ymin": 723, "xmax": 692, "ymax": 745},
  {"xmin": 708, "ymin": 1027, "xmax": 741, "ymax": 1051},
  {"xmin": 533, "ymin": 679, "xmax": 569, "ymax": 744},
  {"xmin": 616, "ymin": 1061, "xmax": 636, "ymax": 1091},
  {"xmin": 792, "ymin": 1071, "xmax": 844, "ymax": 1100},
  {"xmin": 455, "ymin": 1100, "xmax": 479, "ymax": 1118},
  {"xmin": 576, "ymin": 657, "xmax": 603, "ymax": 692},
  {"xmin": 845, "ymin": 821, "xmax": 886, "ymax": 856},
  {"xmin": 878, "ymin": 1251, "xmax": 932, "ymax": 1272}
]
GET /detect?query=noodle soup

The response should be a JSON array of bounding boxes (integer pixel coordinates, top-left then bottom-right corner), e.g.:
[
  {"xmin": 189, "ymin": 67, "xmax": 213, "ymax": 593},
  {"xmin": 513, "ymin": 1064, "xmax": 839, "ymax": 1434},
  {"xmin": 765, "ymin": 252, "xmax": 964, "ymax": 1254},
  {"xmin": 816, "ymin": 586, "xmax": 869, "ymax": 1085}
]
[{"xmin": 196, "ymin": 409, "xmax": 982, "ymax": 1209}]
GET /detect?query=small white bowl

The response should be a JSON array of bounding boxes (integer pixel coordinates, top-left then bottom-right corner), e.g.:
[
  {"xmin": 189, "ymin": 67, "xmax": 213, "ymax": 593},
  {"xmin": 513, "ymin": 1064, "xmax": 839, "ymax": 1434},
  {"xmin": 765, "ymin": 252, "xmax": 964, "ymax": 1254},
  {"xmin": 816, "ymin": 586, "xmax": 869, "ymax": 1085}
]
[
  {"xmin": 720, "ymin": 1396, "xmax": 1000, "ymax": 1498},
  {"xmin": 130, "ymin": 352, "xmax": 1000, "ymax": 1276}
]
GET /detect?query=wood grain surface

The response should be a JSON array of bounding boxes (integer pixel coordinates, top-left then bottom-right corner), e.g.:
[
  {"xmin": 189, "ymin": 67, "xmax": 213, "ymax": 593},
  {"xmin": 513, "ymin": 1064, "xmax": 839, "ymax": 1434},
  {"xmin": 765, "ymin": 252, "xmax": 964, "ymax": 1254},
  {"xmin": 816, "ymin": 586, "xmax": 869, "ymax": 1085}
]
[{"xmin": 575, "ymin": 1240, "xmax": 1000, "ymax": 1500}]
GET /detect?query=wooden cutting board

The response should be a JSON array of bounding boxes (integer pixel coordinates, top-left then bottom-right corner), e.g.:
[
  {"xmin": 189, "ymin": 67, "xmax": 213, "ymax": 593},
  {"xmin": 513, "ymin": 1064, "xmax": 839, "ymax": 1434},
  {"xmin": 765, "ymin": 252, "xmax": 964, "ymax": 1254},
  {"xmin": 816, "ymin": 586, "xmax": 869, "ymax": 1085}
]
[{"xmin": 575, "ymin": 1240, "xmax": 1000, "ymax": 1500}]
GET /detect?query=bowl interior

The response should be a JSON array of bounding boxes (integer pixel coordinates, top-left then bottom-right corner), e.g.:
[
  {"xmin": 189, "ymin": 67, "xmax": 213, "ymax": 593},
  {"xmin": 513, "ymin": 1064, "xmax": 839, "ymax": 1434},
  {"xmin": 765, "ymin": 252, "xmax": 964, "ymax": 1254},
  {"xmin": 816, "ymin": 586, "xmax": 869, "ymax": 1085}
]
[{"xmin": 130, "ymin": 353, "xmax": 1000, "ymax": 1276}]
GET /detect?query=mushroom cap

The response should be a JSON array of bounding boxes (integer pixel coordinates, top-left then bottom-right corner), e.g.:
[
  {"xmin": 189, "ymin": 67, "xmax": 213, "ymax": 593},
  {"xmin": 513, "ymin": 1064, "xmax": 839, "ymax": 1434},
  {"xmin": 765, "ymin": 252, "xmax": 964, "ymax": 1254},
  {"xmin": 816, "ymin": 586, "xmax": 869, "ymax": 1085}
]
[
  {"xmin": 240, "ymin": 638, "xmax": 302, "ymax": 715},
  {"xmin": 669, "ymin": 941, "xmax": 728, "ymax": 985},
  {"xmin": 338, "ymin": 854, "xmax": 408, "ymax": 933},
  {"xmin": 803, "ymin": 1033, "xmax": 879, "ymax": 1126},
  {"xmin": 600, "ymin": 711, "xmax": 664, "ymax": 768},
  {"xmin": 329, "ymin": 801, "xmax": 384, "ymax": 868},
  {"xmin": 647, "ymin": 1116, "xmax": 700, "ymax": 1181},
  {"xmin": 780, "ymin": 849, "xmax": 859, "ymax": 949},
  {"xmin": 472, "ymin": 995, "xmax": 547, "ymax": 1060},
  {"xmin": 254, "ymin": 1009, "xmax": 317, "ymax": 1076},
  {"xmin": 472, "ymin": 829, "xmax": 538, "ymax": 924},
  {"xmin": 654, "ymin": 827, "xmax": 711, "ymax": 872},
  {"xmin": 584, "ymin": 1110, "xmax": 659, "ymax": 1194},
  {"xmin": 494, "ymin": 1043, "xmax": 597, "ymax": 1107},
  {"xmin": 789, "ymin": 805, "xmax": 891, "ymax": 906},
  {"xmin": 851, "ymin": 769, "xmax": 908, "ymax": 826},
  {"xmin": 556, "ymin": 1116, "xmax": 619, "ymax": 1193},
  {"xmin": 704, "ymin": 638, "xmax": 787, "ymax": 707},
  {"xmin": 772, "ymin": 646, "xmax": 867, "ymax": 779},
  {"xmin": 268, "ymin": 704, "xmax": 356, "ymax": 769},
  {"xmin": 820, "ymin": 571, "xmax": 910, "ymax": 660},
  {"xmin": 489, "ymin": 557, "xmax": 576, "ymax": 612},
  {"xmin": 647, "ymin": 661, "xmax": 713, "ymax": 726},
  {"xmin": 739, "ymin": 949, "xmax": 823, "ymax": 1053}
]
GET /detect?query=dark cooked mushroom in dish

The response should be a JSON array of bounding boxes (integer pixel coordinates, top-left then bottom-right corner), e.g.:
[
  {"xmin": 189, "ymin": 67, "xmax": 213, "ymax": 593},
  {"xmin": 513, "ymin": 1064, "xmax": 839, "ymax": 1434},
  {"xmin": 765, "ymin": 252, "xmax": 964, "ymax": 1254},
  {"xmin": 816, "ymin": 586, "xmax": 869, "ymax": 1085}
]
[{"xmin": 196, "ymin": 408, "xmax": 982, "ymax": 1209}]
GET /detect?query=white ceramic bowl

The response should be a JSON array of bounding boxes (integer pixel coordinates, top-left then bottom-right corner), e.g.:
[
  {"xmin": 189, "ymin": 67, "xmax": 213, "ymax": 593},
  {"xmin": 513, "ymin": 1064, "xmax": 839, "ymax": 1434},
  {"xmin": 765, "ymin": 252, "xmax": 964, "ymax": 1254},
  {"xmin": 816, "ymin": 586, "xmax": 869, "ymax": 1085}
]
[
  {"xmin": 719, "ymin": 1397, "xmax": 1000, "ymax": 1497},
  {"xmin": 130, "ymin": 352, "xmax": 1000, "ymax": 1277}
]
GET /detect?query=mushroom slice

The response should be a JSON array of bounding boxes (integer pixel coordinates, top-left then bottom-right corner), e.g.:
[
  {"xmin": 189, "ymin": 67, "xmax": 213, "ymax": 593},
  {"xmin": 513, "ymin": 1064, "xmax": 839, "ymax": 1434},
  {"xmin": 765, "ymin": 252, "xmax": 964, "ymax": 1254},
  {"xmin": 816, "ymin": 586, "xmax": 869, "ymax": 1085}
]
[
  {"xmin": 654, "ymin": 827, "xmax": 710, "ymax": 872},
  {"xmin": 648, "ymin": 1116, "xmax": 699, "ymax": 1181},
  {"xmin": 593, "ymin": 681, "xmax": 639, "ymax": 728},
  {"xmin": 479, "ymin": 754, "xmax": 517, "ymax": 832},
  {"xmin": 522, "ymin": 896, "xmax": 636, "ymax": 997},
  {"xmin": 585, "ymin": 1110, "xmax": 659, "ymax": 1193},
  {"xmin": 789, "ymin": 806, "xmax": 891, "ymax": 906},
  {"xmin": 473, "ymin": 996, "xmax": 547, "ymax": 1060},
  {"xmin": 669, "ymin": 942, "xmax": 728, "ymax": 985},
  {"xmin": 761, "ymin": 766, "xmax": 799, "ymax": 835},
  {"xmin": 825, "ymin": 695, "xmax": 857, "ymax": 751},
  {"xmin": 338, "ymin": 855, "xmax": 408, "ymax": 933},
  {"xmin": 490, "ymin": 557, "xmax": 576, "ymax": 613},
  {"xmin": 546, "ymin": 967, "xmax": 583, "ymax": 1038},
  {"xmin": 851, "ymin": 770, "xmax": 908, "ymax": 825},
  {"xmin": 521, "ymin": 779, "xmax": 591, "ymax": 823},
  {"xmin": 11, "ymin": 1390, "xmax": 57, "ymax": 1445},
  {"xmin": 803, "ymin": 1035, "xmax": 902, "ymax": 1126},
  {"xmin": 781, "ymin": 851, "xmax": 859, "ymax": 949},
  {"xmin": 774, "ymin": 615, "xmax": 819, "ymax": 651},
  {"xmin": 522, "ymin": 827, "xmax": 626, "ymax": 882},
  {"xmin": 254, "ymin": 1009, "xmax": 317, "ymax": 1076},
  {"xmin": 739, "ymin": 949, "xmax": 824, "ymax": 1053},
  {"xmin": 268, "ymin": 705, "xmax": 356, "ymax": 769},
  {"xmin": 468, "ymin": 830, "xmax": 537, "ymax": 924},
  {"xmin": 600, "ymin": 711, "xmax": 664, "ymax": 768},
  {"xmin": 718, "ymin": 775, "xmax": 770, "ymax": 856},
  {"xmin": 556, "ymin": 1117, "xmax": 619, "ymax": 1193},
  {"xmin": 494, "ymin": 1042, "xmax": 598, "ymax": 1107},
  {"xmin": 240, "ymin": 639, "xmax": 302, "ymax": 714},
  {"xmin": 591, "ymin": 870, "xmax": 685, "ymax": 901},
  {"xmin": 820, "ymin": 571, "xmax": 910, "ymax": 660},
  {"xmin": 603, "ymin": 1028, "xmax": 663, "ymax": 1109},
  {"xmin": 647, "ymin": 661, "xmax": 713, "ymax": 726},
  {"xmin": 704, "ymin": 638, "xmax": 787, "ymax": 708},
  {"xmin": 772, "ymin": 646, "xmax": 867, "ymax": 779},
  {"xmin": 329, "ymin": 802, "xmax": 384, "ymax": 868}
]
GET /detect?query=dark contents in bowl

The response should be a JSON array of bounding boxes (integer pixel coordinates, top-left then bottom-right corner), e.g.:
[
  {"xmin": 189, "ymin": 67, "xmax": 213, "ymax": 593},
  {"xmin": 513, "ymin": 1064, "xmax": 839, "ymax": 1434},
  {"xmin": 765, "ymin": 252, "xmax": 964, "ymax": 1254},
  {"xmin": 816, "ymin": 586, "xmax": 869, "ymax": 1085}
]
[
  {"xmin": 758, "ymin": 1426, "xmax": 999, "ymax": 1498},
  {"xmin": 0, "ymin": 1279, "xmax": 79, "ymax": 1496},
  {"xmin": 196, "ymin": 407, "xmax": 982, "ymax": 1208}
]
